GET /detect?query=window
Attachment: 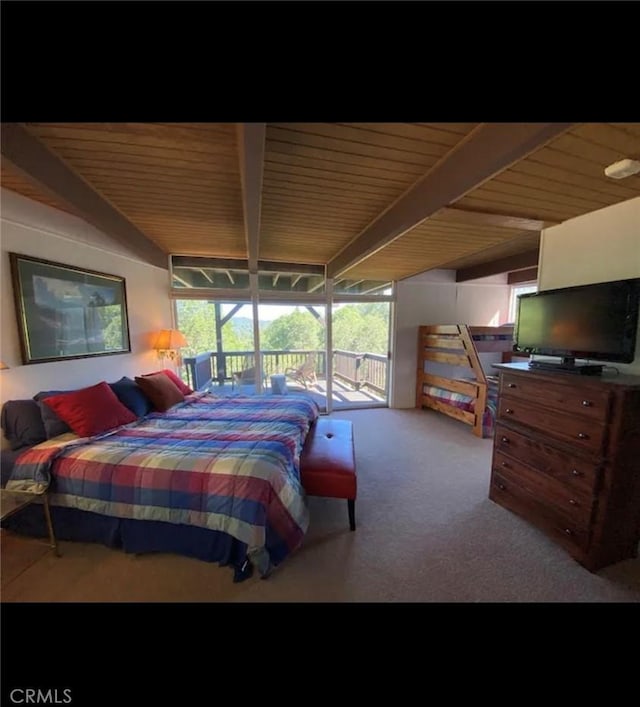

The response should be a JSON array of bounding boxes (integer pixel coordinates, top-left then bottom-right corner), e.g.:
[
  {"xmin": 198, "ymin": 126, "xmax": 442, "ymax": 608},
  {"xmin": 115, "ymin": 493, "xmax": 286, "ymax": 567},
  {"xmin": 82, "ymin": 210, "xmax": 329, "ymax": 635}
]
[
  {"xmin": 257, "ymin": 263, "xmax": 324, "ymax": 294},
  {"xmin": 332, "ymin": 278, "xmax": 392, "ymax": 296},
  {"xmin": 171, "ymin": 256, "xmax": 250, "ymax": 291},
  {"xmin": 171, "ymin": 258, "xmax": 396, "ymax": 411},
  {"xmin": 509, "ymin": 284, "xmax": 537, "ymax": 323}
]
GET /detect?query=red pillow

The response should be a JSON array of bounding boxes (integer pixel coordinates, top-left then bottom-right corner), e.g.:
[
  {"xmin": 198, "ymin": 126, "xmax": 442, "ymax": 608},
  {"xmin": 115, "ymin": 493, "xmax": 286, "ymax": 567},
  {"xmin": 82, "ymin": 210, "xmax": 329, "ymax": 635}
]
[
  {"xmin": 41, "ymin": 381, "xmax": 137, "ymax": 438},
  {"xmin": 144, "ymin": 369, "xmax": 193, "ymax": 395}
]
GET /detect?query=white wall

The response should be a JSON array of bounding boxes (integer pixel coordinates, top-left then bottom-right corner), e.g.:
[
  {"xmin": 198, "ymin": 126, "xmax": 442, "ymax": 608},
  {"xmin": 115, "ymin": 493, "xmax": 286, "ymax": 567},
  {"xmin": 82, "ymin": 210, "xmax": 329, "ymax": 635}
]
[
  {"xmin": 391, "ymin": 269, "xmax": 511, "ymax": 408},
  {"xmin": 539, "ymin": 197, "xmax": 640, "ymax": 289},
  {"xmin": 0, "ymin": 189, "xmax": 173, "ymax": 435},
  {"xmin": 539, "ymin": 196, "xmax": 640, "ymax": 374}
]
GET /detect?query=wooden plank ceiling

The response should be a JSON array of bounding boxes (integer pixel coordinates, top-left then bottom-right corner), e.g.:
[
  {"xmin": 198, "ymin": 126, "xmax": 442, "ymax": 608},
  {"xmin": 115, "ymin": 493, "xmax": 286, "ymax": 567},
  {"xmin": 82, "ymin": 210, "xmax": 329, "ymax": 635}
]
[
  {"xmin": 2, "ymin": 122, "xmax": 639, "ymax": 283},
  {"xmin": 260, "ymin": 122, "xmax": 474, "ymax": 263},
  {"xmin": 0, "ymin": 161, "xmax": 78, "ymax": 216},
  {"xmin": 8, "ymin": 123, "xmax": 247, "ymax": 258}
]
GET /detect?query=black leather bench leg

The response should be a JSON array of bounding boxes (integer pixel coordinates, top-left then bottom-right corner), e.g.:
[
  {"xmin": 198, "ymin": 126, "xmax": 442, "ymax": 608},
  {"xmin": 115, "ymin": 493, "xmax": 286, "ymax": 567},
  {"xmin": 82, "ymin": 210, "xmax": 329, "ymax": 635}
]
[{"xmin": 348, "ymin": 499, "xmax": 355, "ymax": 531}]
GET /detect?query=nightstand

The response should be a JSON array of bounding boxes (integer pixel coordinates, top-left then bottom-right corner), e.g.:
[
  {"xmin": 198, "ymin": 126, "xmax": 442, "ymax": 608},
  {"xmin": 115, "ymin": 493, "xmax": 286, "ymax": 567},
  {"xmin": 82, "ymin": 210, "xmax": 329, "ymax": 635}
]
[{"xmin": 0, "ymin": 489, "xmax": 61, "ymax": 557}]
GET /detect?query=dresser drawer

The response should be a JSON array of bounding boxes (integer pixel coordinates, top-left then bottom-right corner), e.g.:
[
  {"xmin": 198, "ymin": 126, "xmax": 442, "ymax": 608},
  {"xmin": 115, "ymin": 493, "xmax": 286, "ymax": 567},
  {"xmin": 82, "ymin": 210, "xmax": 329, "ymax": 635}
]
[
  {"xmin": 490, "ymin": 365, "xmax": 640, "ymax": 572},
  {"xmin": 493, "ymin": 451, "xmax": 594, "ymax": 527},
  {"xmin": 498, "ymin": 396, "xmax": 606, "ymax": 454},
  {"xmin": 500, "ymin": 373, "xmax": 611, "ymax": 423},
  {"xmin": 493, "ymin": 423, "xmax": 600, "ymax": 494},
  {"xmin": 490, "ymin": 472, "xmax": 590, "ymax": 552}
]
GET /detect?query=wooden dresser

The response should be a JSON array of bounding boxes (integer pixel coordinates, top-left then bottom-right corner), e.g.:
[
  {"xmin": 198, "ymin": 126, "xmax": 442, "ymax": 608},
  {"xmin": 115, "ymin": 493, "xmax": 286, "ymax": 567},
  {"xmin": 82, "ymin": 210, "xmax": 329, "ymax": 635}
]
[{"xmin": 489, "ymin": 362, "xmax": 640, "ymax": 572}]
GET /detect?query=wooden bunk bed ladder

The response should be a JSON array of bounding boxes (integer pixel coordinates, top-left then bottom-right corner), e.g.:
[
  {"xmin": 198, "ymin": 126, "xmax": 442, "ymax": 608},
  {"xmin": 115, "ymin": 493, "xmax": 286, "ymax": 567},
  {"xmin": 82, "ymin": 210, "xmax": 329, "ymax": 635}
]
[{"xmin": 415, "ymin": 324, "xmax": 514, "ymax": 438}]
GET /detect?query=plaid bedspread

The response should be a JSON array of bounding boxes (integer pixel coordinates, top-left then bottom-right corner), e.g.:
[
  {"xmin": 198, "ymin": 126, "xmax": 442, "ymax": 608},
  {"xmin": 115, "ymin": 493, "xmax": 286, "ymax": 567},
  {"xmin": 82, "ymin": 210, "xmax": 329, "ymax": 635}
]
[{"xmin": 7, "ymin": 392, "xmax": 319, "ymax": 575}]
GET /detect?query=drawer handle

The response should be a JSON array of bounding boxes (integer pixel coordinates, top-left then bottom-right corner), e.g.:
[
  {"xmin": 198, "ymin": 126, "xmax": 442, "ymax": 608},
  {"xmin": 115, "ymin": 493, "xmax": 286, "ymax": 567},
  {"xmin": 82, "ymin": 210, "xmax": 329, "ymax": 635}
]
[
  {"xmin": 505, "ymin": 408, "xmax": 514, "ymax": 414},
  {"xmin": 581, "ymin": 400, "xmax": 592, "ymax": 407},
  {"xmin": 571, "ymin": 469, "xmax": 583, "ymax": 477},
  {"xmin": 568, "ymin": 499, "xmax": 578, "ymax": 506},
  {"xmin": 501, "ymin": 436, "xmax": 509, "ymax": 444},
  {"xmin": 507, "ymin": 383, "xmax": 516, "ymax": 389},
  {"xmin": 577, "ymin": 432, "xmax": 589, "ymax": 440},
  {"xmin": 501, "ymin": 461, "xmax": 509, "ymax": 468},
  {"xmin": 564, "ymin": 528, "xmax": 573, "ymax": 536},
  {"xmin": 497, "ymin": 483, "xmax": 506, "ymax": 491}
]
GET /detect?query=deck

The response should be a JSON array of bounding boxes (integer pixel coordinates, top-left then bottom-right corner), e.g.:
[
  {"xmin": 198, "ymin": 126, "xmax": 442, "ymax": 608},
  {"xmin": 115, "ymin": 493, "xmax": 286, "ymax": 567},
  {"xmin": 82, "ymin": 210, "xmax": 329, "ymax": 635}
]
[
  {"xmin": 185, "ymin": 348, "xmax": 388, "ymax": 410},
  {"xmin": 207, "ymin": 375, "xmax": 385, "ymax": 410}
]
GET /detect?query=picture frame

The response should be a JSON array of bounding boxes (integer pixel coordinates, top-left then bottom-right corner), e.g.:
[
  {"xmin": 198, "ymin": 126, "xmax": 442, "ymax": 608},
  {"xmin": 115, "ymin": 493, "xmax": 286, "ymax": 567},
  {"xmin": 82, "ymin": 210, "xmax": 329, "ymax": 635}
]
[{"xmin": 9, "ymin": 253, "xmax": 131, "ymax": 365}]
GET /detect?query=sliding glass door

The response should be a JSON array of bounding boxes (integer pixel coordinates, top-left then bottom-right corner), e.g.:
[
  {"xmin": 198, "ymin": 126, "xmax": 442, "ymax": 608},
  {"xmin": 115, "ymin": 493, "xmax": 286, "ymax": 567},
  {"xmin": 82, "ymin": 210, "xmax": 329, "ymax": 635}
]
[
  {"xmin": 258, "ymin": 303, "xmax": 327, "ymax": 412},
  {"xmin": 171, "ymin": 257, "xmax": 394, "ymax": 408},
  {"xmin": 175, "ymin": 299, "xmax": 257, "ymax": 392},
  {"xmin": 330, "ymin": 301, "xmax": 391, "ymax": 409}
]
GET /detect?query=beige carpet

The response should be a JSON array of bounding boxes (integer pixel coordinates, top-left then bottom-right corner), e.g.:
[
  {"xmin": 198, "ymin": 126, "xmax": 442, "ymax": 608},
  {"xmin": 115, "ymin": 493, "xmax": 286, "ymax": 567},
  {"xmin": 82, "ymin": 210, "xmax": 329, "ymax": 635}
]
[{"xmin": 2, "ymin": 408, "xmax": 639, "ymax": 602}]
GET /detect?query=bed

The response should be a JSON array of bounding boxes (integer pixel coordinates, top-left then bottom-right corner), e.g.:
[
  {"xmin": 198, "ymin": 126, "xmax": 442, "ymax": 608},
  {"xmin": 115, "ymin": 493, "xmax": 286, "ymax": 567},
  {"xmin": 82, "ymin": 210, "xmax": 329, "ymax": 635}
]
[
  {"xmin": 415, "ymin": 324, "xmax": 519, "ymax": 438},
  {"xmin": 3, "ymin": 390, "xmax": 319, "ymax": 581}
]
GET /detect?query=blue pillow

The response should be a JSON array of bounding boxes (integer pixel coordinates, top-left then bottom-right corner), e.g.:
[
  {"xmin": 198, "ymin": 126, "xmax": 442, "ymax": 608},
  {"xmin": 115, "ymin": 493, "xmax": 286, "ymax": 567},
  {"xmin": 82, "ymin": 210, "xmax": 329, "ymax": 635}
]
[
  {"xmin": 33, "ymin": 390, "xmax": 73, "ymax": 439},
  {"xmin": 1, "ymin": 399, "xmax": 47, "ymax": 450},
  {"xmin": 109, "ymin": 377, "xmax": 153, "ymax": 417}
]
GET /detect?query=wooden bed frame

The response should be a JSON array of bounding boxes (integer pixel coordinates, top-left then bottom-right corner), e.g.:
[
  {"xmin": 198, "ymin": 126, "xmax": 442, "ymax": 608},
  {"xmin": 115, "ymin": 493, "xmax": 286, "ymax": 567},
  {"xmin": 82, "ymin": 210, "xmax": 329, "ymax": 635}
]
[{"xmin": 415, "ymin": 324, "xmax": 519, "ymax": 437}]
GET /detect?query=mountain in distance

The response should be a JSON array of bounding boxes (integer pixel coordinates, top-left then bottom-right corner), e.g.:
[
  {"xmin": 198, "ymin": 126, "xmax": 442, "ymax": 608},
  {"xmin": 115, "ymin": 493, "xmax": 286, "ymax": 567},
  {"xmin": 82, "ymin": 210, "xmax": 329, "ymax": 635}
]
[{"xmin": 231, "ymin": 317, "xmax": 271, "ymax": 336}]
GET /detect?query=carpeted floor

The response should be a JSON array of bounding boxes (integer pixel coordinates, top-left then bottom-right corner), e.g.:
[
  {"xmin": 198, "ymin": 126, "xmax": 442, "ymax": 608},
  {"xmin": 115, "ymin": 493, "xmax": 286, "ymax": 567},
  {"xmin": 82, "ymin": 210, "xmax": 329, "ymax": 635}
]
[{"xmin": 2, "ymin": 407, "xmax": 639, "ymax": 602}]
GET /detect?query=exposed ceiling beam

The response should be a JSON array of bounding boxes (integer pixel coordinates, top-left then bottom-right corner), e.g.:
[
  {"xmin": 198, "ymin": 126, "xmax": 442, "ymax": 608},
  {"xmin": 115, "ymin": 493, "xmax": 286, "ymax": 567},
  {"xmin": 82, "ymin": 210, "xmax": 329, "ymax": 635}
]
[
  {"xmin": 237, "ymin": 123, "xmax": 266, "ymax": 273},
  {"xmin": 225, "ymin": 270, "xmax": 235, "ymax": 285},
  {"xmin": 326, "ymin": 123, "xmax": 573, "ymax": 278},
  {"xmin": 199, "ymin": 268, "xmax": 213, "ymax": 283},
  {"xmin": 456, "ymin": 250, "xmax": 539, "ymax": 282},
  {"xmin": 508, "ymin": 267, "xmax": 538, "ymax": 285},
  {"xmin": 434, "ymin": 231, "xmax": 540, "ymax": 272},
  {"xmin": 291, "ymin": 274, "xmax": 303, "ymax": 287},
  {"xmin": 1, "ymin": 123, "xmax": 168, "ymax": 269},
  {"xmin": 441, "ymin": 206, "xmax": 552, "ymax": 232}
]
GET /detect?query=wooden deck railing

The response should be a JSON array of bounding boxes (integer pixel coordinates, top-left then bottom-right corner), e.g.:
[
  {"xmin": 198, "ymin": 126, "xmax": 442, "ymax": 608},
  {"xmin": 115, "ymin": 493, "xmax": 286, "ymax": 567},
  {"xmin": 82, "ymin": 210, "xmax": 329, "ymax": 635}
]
[{"xmin": 184, "ymin": 348, "xmax": 387, "ymax": 395}]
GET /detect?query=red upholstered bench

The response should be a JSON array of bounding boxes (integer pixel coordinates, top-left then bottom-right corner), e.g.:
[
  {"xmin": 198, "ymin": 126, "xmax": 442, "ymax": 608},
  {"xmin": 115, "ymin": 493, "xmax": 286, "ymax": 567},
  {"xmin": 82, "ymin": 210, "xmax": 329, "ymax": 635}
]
[{"xmin": 300, "ymin": 418, "xmax": 357, "ymax": 531}]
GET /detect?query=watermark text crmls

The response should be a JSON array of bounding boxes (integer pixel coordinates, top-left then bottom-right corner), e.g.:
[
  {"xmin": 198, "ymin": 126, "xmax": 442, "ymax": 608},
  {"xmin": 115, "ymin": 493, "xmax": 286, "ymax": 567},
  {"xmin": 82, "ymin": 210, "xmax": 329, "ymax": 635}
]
[{"xmin": 9, "ymin": 689, "xmax": 72, "ymax": 704}]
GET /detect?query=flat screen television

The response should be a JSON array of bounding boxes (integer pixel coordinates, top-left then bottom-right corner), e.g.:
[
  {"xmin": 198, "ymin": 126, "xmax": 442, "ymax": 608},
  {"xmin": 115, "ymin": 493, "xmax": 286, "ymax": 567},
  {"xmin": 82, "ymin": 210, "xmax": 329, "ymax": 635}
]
[{"xmin": 514, "ymin": 277, "xmax": 640, "ymax": 374}]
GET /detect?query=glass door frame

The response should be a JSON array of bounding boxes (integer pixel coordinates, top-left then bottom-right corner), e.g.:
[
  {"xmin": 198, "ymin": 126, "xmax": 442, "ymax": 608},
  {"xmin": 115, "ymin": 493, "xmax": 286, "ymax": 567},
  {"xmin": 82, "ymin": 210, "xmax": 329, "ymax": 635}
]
[
  {"xmin": 330, "ymin": 295, "xmax": 394, "ymax": 412},
  {"xmin": 171, "ymin": 277, "xmax": 396, "ymax": 413}
]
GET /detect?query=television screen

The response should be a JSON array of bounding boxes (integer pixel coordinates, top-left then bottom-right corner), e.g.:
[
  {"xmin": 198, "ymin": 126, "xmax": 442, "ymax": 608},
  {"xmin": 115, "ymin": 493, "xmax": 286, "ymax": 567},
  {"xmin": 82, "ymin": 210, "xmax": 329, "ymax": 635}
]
[{"xmin": 514, "ymin": 278, "xmax": 640, "ymax": 365}]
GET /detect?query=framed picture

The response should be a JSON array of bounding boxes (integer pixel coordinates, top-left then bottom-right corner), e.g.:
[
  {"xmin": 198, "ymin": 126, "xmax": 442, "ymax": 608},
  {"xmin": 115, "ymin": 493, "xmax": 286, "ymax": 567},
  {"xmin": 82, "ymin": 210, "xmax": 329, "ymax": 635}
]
[{"xmin": 9, "ymin": 253, "xmax": 131, "ymax": 365}]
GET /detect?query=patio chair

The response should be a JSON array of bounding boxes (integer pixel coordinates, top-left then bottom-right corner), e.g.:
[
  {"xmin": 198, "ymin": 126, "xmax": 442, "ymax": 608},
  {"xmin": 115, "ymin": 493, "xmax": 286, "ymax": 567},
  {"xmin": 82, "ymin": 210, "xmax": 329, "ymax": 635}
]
[
  {"xmin": 231, "ymin": 355, "xmax": 265, "ymax": 391},
  {"xmin": 285, "ymin": 354, "xmax": 318, "ymax": 389}
]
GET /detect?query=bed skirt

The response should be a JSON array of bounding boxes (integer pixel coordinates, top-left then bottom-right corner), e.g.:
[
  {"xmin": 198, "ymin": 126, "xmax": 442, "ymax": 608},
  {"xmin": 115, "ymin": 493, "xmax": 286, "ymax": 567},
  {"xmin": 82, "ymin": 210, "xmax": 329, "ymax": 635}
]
[{"xmin": 1, "ymin": 505, "xmax": 255, "ymax": 582}]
